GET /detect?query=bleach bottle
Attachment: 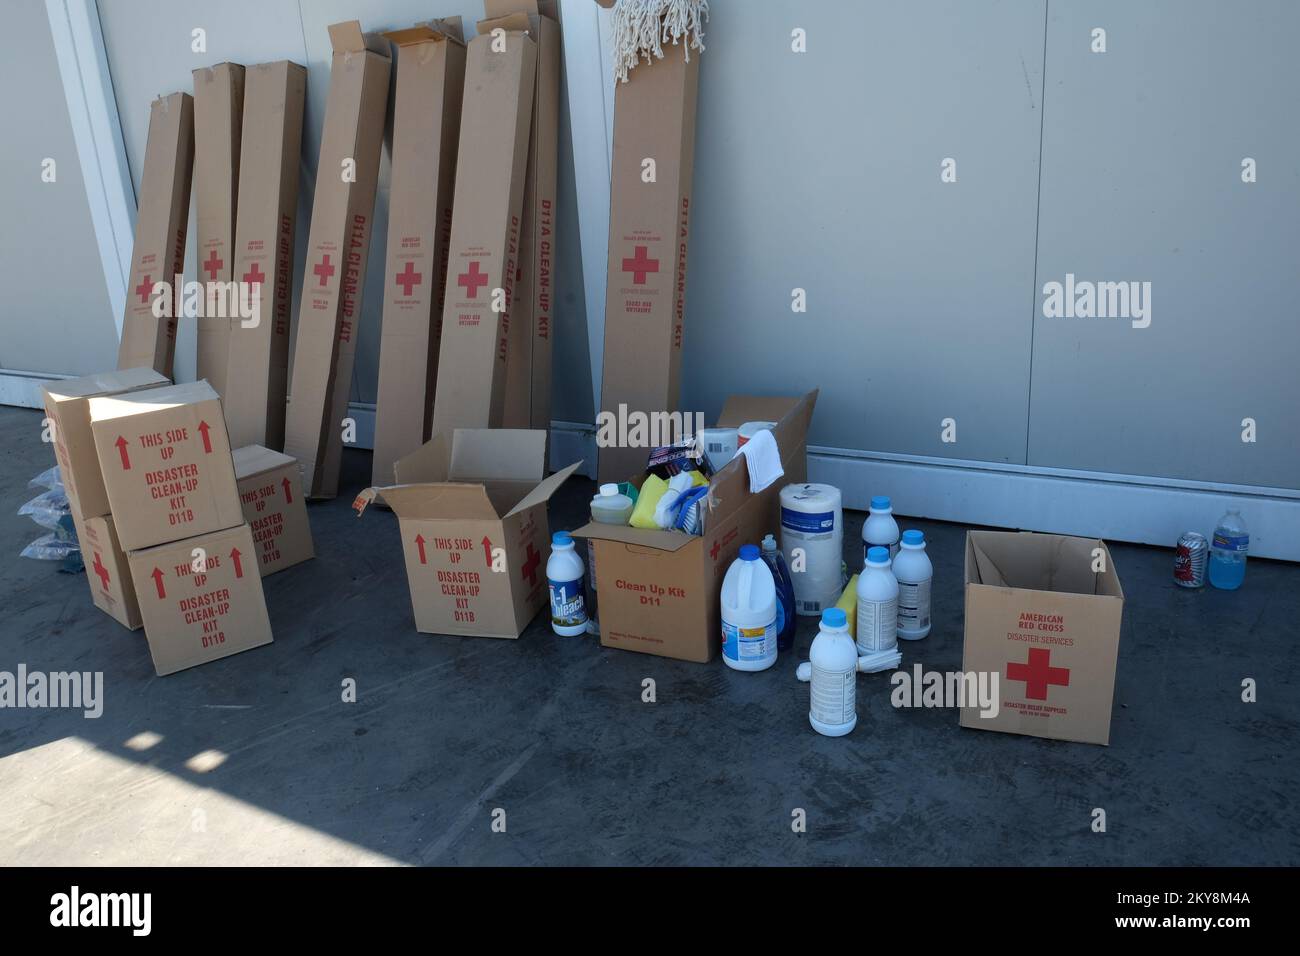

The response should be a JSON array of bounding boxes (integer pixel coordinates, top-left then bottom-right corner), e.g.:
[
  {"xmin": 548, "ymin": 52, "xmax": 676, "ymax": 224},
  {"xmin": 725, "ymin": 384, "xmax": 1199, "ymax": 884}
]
[
  {"xmin": 547, "ymin": 532, "xmax": 588, "ymax": 637},
  {"xmin": 856, "ymin": 546, "xmax": 898, "ymax": 654},
  {"xmin": 760, "ymin": 533, "xmax": 797, "ymax": 653},
  {"xmin": 721, "ymin": 544, "xmax": 777, "ymax": 672},
  {"xmin": 894, "ymin": 530, "xmax": 933, "ymax": 640},
  {"xmin": 862, "ymin": 496, "xmax": 900, "ymax": 562},
  {"xmin": 808, "ymin": 607, "xmax": 857, "ymax": 737}
]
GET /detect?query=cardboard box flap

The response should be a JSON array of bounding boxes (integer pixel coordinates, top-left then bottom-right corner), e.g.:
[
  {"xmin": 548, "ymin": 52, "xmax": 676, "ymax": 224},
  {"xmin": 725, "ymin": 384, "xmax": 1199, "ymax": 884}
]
[
  {"xmin": 384, "ymin": 21, "xmax": 464, "ymax": 47},
  {"xmin": 328, "ymin": 20, "xmax": 391, "ymax": 57},
  {"xmin": 485, "ymin": 0, "xmax": 539, "ymax": 16},
  {"xmin": 449, "ymin": 428, "xmax": 546, "ymax": 483},
  {"xmin": 88, "ymin": 380, "xmax": 220, "ymax": 422},
  {"xmin": 504, "ymin": 460, "xmax": 583, "ymax": 518},
  {"xmin": 355, "ymin": 482, "xmax": 499, "ymax": 520},
  {"xmin": 477, "ymin": 13, "xmax": 532, "ymax": 34},
  {"xmin": 968, "ymin": 530, "xmax": 1116, "ymax": 597},
  {"xmin": 43, "ymin": 368, "xmax": 169, "ymax": 401},
  {"xmin": 233, "ymin": 444, "xmax": 296, "ymax": 480},
  {"xmin": 573, "ymin": 520, "xmax": 698, "ymax": 554}
]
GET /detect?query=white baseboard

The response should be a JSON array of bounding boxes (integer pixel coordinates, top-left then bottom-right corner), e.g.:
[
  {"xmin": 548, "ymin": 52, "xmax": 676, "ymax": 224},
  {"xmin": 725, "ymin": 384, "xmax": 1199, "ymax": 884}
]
[
  {"xmin": 810, "ymin": 446, "xmax": 1300, "ymax": 562},
  {"xmin": 0, "ymin": 369, "xmax": 72, "ymax": 409}
]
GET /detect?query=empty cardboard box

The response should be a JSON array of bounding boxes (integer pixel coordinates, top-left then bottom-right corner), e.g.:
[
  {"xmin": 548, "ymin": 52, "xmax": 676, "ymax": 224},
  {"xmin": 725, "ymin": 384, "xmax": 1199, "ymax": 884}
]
[
  {"xmin": 117, "ymin": 92, "xmax": 194, "ymax": 379},
  {"xmin": 88, "ymin": 381, "xmax": 242, "ymax": 552},
  {"xmin": 576, "ymin": 391, "xmax": 817, "ymax": 663},
  {"xmin": 225, "ymin": 60, "xmax": 308, "ymax": 450},
  {"xmin": 960, "ymin": 530, "xmax": 1125, "ymax": 746},
  {"xmin": 355, "ymin": 429, "xmax": 579, "ymax": 639},
  {"xmin": 127, "ymin": 523, "xmax": 273, "ymax": 676},
  {"xmin": 371, "ymin": 21, "xmax": 466, "ymax": 487},
  {"xmin": 234, "ymin": 445, "xmax": 314, "ymax": 576}
]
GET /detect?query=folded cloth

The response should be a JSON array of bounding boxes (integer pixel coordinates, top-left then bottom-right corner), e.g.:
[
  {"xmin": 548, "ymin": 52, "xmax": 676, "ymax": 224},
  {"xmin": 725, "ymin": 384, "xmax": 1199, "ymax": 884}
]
[
  {"xmin": 629, "ymin": 474, "xmax": 668, "ymax": 529},
  {"xmin": 735, "ymin": 427, "xmax": 783, "ymax": 493}
]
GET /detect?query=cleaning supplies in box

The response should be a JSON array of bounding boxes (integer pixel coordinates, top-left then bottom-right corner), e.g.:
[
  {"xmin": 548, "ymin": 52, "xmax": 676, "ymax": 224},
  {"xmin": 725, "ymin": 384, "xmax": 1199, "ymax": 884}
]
[
  {"xmin": 779, "ymin": 482, "xmax": 844, "ymax": 616},
  {"xmin": 587, "ymin": 484, "xmax": 636, "ymax": 635}
]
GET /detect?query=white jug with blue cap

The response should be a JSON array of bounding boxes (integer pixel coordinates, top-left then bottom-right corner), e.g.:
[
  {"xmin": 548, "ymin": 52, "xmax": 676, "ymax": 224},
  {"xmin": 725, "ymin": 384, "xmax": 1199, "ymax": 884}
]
[
  {"xmin": 720, "ymin": 544, "xmax": 777, "ymax": 671},
  {"xmin": 808, "ymin": 607, "xmax": 858, "ymax": 737}
]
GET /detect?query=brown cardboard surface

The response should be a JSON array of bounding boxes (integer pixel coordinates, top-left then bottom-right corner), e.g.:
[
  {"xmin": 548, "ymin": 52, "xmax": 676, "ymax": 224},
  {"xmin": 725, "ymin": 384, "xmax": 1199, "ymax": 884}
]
[
  {"xmin": 283, "ymin": 22, "xmax": 391, "ymax": 499},
  {"xmin": 596, "ymin": 43, "xmax": 700, "ymax": 481},
  {"xmin": 192, "ymin": 62, "xmax": 245, "ymax": 399},
  {"xmin": 74, "ymin": 512, "xmax": 143, "ymax": 631},
  {"xmin": 88, "ymin": 381, "xmax": 243, "ymax": 552},
  {"xmin": 371, "ymin": 24, "xmax": 466, "ymax": 487},
  {"xmin": 355, "ymin": 429, "xmax": 578, "ymax": 639},
  {"xmin": 224, "ymin": 61, "xmax": 307, "ymax": 450},
  {"xmin": 576, "ymin": 391, "xmax": 816, "ymax": 662},
  {"xmin": 959, "ymin": 530, "xmax": 1125, "ymax": 746},
  {"xmin": 127, "ymin": 523, "xmax": 272, "ymax": 676},
  {"xmin": 233, "ymin": 445, "xmax": 314, "ymax": 576},
  {"xmin": 41, "ymin": 368, "xmax": 171, "ymax": 521},
  {"xmin": 117, "ymin": 92, "xmax": 194, "ymax": 378},
  {"xmin": 428, "ymin": 27, "xmax": 537, "ymax": 438},
  {"xmin": 499, "ymin": 1, "xmax": 560, "ymax": 435}
]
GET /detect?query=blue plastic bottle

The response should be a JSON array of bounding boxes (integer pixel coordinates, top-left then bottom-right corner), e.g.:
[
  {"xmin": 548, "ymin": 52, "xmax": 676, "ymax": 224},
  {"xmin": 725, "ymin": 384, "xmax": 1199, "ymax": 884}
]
[
  {"xmin": 1208, "ymin": 508, "xmax": 1249, "ymax": 590},
  {"xmin": 761, "ymin": 534, "xmax": 797, "ymax": 652}
]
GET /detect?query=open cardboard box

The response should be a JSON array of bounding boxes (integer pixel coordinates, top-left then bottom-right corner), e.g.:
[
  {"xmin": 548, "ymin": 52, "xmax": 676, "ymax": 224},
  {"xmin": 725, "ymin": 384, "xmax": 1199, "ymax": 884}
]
[
  {"xmin": 960, "ymin": 530, "xmax": 1125, "ymax": 746},
  {"xmin": 355, "ymin": 430, "xmax": 580, "ymax": 639},
  {"xmin": 576, "ymin": 391, "xmax": 817, "ymax": 663}
]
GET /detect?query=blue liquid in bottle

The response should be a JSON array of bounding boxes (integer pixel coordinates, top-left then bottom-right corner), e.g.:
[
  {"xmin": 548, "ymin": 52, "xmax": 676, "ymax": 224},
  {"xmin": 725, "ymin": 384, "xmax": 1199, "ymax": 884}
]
[{"xmin": 1208, "ymin": 509, "xmax": 1248, "ymax": 591}]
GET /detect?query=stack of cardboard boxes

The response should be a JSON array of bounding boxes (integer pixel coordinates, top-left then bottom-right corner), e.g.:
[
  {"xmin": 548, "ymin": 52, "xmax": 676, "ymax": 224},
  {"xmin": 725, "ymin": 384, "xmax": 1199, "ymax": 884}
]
[{"xmin": 85, "ymin": 381, "xmax": 274, "ymax": 676}]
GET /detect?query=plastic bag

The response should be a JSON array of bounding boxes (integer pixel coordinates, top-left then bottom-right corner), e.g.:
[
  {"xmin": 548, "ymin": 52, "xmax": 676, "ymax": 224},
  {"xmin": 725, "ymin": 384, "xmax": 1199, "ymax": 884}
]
[
  {"xmin": 28, "ymin": 465, "xmax": 63, "ymax": 491},
  {"xmin": 18, "ymin": 488, "xmax": 72, "ymax": 531},
  {"xmin": 21, "ymin": 532, "xmax": 81, "ymax": 561}
]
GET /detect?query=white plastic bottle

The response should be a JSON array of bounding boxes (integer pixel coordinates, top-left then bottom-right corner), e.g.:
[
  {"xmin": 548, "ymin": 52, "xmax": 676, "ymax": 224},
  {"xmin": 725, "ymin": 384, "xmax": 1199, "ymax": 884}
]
[
  {"xmin": 862, "ymin": 495, "xmax": 900, "ymax": 561},
  {"xmin": 856, "ymin": 546, "xmax": 898, "ymax": 654},
  {"xmin": 720, "ymin": 544, "xmax": 778, "ymax": 672},
  {"xmin": 586, "ymin": 484, "xmax": 634, "ymax": 634},
  {"xmin": 547, "ymin": 532, "xmax": 587, "ymax": 637},
  {"xmin": 1208, "ymin": 508, "xmax": 1249, "ymax": 590},
  {"xmin": 894, "ymin": 529, "xmax": 933, "ymax": 640},
  {"xmin": 808, "ymin": 607, "xmax": 858, "ymax": 737}
]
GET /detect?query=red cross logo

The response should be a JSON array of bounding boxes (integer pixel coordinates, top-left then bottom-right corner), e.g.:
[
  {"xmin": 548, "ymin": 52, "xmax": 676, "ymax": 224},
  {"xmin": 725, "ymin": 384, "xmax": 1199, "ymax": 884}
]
[
  {"xmin": 203, "ymin": 250, "xmax": 224, "ymax": 280},
  {"xmin": 135, "ymin": 274, "xmax": 154, "ymax": 303},
  {"xmin": 395, "ymin": 261, "xmax": 422, "ymax": 296},
  {"xmin": 1006, "ymin": 648, "xmax": 1071, "ymax": 701},
  {"xmin": 313, "ymin": 254, "xmax": 336, "ymax": 286},
  {"xmin": 521, "ymin": 543, "xmax": 542, "ymax": 586},
  {"xmin": 242, "ymin": 262, "xmax": 265, "ymax": 287},
  {"xmin": 91, "ymin": 552, "xmax": 110, "ymax": 590},
  {"xmin": 458, "ymin": 261, "xmax": 489, "ymax": 298},
  {"xmin": 622, "ymin": 246, "xmax": 659, "ymax": 284},
  {"xmin": 709, "ymin": 540, "xmax": 721, "ymax": 561}
]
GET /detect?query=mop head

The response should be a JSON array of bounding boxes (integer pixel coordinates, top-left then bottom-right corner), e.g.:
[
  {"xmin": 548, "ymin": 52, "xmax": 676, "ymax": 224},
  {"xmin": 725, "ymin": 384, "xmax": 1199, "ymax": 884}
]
[{"xmin": 611, "ymin": 0, "xmax": 709, "ymax": 83}]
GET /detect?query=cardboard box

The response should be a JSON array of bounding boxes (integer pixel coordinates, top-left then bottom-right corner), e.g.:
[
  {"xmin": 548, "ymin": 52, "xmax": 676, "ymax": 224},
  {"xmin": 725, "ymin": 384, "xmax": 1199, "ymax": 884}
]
[
  {"xmin": 88, "ymin": 381, "xmax": 242, "ymax": 552},
  {"xmin": 233, "ymin": 445, "xmax": 314, "ymax": 576},
  {"xmin": 577, "ymin": 391, "xmax": 817, "ymax": 663},
  {"xmin": 596, "ymin": 41, "xmax": 700, "ymax": 481},
  {"xmin": 283, "ymin": 22, "xmax": 391, "ymax": 499},
  {"xmin": 41, "ymin": 368, "xmax": 170, "ymax": 521},
  {"xmin": 117, "ymin": 92, "xmax": 194, "ymax": 379},
  {"xmin": 73, "ymin": 512, "xmax": 143, "ymax": 631},
  {"xmin": 192, "ymin": 62, "xmax": 246, "ymax": 399},
  {"xmin": 127, "ymin": 523, "xmax": 273, "ymax": 676},
  {"xmin": 960, "ymin": 531, "xmax": 1125, "ymax": 746},
  {"xmin": 370, "ymin": 21, "xmax": 466, "ymax": 487},
  {"xmin": 224, "ymin": 61, "xmax": 308, "ymax": 451},
  {"xmin": 428, "ymin": 23, "xmax": 537, "ymax": 438},
  {"xmin": 494, "ymin": 0, "xmax": 559, "ymax": 434},
  {"xmin": 354, "ymin": 429, "xmax": 580, "ymax": 639}
]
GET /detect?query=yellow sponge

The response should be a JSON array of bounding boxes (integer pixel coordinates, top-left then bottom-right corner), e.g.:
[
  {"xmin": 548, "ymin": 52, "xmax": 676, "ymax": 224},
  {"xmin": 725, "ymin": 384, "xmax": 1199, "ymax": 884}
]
[
  {"xmin": 836, "ymin": 575, "xmax": 859, "ymax": 638},
  {"xmin": 629, "ymin": 475, "xmax": 669, "ymax": 529}
]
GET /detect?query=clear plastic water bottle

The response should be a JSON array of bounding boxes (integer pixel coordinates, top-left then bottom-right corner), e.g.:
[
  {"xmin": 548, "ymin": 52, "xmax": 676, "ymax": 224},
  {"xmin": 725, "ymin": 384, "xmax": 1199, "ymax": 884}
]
[{"xmin": 1208, "ymin": 508, "xmax": 1249, "ymax": 591}]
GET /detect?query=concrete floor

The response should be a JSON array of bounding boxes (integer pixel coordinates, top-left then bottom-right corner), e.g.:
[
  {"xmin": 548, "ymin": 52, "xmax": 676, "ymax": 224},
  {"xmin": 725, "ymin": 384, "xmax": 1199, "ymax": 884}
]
[{"xmin": 1, "ymin": 404, "xmax": 1296, "ymax": 866}]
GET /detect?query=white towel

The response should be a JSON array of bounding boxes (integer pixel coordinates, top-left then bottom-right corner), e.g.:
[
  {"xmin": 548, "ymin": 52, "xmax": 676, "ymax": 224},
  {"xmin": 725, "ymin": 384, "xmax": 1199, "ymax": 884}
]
[{"xmin": 736, "ymin": 427, "xmax": 784, "ymax": 493}]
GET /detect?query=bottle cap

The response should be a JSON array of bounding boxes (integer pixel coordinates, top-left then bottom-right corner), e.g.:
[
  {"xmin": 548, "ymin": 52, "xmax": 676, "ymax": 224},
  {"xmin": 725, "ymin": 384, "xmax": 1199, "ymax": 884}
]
[
  {"xmin": 902, "ymin": 529, "xmax": 925, "ymax": 546},
  {"xmin": 870, "ymin": 495, "xmax": 892, "ymax": 511},
  {"xmin": 822, "ymin": 607, "xmax": 847, "ymax": 629},
  {"xmin": 552, "ymin": 532, "xmax": 573, "ymax": 548},
  {"xmin": 866, "ymin": 546, "xmax": 890, "ymax": 565},
  {"xmin": 599, "ymin": 483, "xmax": 619, "ymax": 497},
  {"xmin": 739, "ymin": 544, "xmax": 760, "ymax": 561},
  {"xmin": 761, "ymin": 533, "xmax": 777, "ymax": 551}
]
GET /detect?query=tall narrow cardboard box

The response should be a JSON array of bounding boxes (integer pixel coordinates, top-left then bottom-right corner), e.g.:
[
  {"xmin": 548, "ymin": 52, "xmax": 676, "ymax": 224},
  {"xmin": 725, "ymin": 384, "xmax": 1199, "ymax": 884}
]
[
  {"xmin": 117, "ymin": 93, "xmax": 194, "ymax": 379},
  {"xmin": 283, "ymin": 22, "xmax": 391, "ymax": 499},
  {"xmin": 597, "ymin": 25, "xmax": 702, "ymax": 481},
  {"xmin": 428, "ymin": 23, "xmax": 536, "ymax": 438},
  {"xmin": 496, "ymin": 0, "xmax": 561, "ymax": 435},
  {"xmin": 225, "ymin": 61, "xmax": 307, "ymax": 450},
  {"xmin": 192, "ymin": 63, "xmax": 245, "ymax": 399},
  {"xmin": 370, "ymin": 21, "xmax": 466, "ymax": 487}
]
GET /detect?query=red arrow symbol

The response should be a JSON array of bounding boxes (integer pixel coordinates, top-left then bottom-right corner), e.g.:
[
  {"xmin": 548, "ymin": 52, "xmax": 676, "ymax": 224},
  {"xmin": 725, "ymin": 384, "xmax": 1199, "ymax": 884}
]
[
  {"xmin": 114, "ymin": 435, "xmax": 131, "ymax": 470},
  {"xmin": 197, "ymin": 420, "xmax": 213, "ymax": 454},
  {"xmin": 281, "ymin": 476, "xmax": 293, "ymax": 504},
  {"xmin": 230, "ymin": 547, "xmax": 244, "ymax": 578},
  {"xmin": 151, "ymin": 567, "xmax": 166, "ymax": 599},
  {"xmin": 415, "ymin": 534, "xmax": 427, "ymax": 565},
  {"xmin": 482, "ymin": 536, "xmax": 493, "ymax": 568}
]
